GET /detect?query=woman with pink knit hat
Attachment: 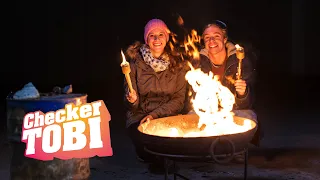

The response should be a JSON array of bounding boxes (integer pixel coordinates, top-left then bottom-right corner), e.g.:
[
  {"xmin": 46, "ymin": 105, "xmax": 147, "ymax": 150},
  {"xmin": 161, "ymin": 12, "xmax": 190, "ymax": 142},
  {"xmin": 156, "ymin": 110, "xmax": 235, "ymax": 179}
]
[{"xmin": 123, "ymin": 18, "xmax": 187, "ymax": 173}]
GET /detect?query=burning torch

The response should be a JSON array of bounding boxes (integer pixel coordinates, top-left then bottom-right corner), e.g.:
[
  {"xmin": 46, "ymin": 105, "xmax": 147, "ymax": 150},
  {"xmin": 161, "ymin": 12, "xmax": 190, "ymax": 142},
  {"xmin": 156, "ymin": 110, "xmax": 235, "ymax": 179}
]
[
  {"xmin": 120, "ymin": 50, "xmax": 134, "ymax": 93},
  {"xmin": 235, "ymin": 44, "xmax": 245, "ymax": 80}
]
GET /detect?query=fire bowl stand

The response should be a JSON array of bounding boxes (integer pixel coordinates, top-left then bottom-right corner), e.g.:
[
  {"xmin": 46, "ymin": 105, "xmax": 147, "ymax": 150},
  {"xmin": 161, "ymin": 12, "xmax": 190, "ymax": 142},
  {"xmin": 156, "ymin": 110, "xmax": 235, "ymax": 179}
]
[{"xmin": 144, "ymin": 137, "xmax": 249, "ymax": 180}]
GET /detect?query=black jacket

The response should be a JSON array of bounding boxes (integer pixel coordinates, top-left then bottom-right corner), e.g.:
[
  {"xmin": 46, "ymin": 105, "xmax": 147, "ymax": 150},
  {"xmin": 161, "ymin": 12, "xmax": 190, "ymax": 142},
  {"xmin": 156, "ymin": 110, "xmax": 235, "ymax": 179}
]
[{"xmin": 124, "ymin": 42, "xmax": 188, "ymax": 128}]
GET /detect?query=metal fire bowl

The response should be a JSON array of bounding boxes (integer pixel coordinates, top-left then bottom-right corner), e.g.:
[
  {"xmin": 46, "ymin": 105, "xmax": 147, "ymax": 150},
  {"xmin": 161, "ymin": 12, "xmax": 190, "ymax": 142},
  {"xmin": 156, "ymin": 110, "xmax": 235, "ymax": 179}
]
[{"xmin": 137, "ymin": 113, "xmax": 257, "ymax": 157}]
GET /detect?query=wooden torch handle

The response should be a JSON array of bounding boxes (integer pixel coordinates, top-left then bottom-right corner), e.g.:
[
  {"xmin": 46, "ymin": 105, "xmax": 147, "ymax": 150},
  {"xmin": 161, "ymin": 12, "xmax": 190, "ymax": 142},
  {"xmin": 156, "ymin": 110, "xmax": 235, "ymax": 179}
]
[
  {"xmin": 125, "ymin": 73, "xmax": 134, "ymax": 93},
  {"xmin": 236, "ymin": 59, "xmax": 243, "ymax": 80}
]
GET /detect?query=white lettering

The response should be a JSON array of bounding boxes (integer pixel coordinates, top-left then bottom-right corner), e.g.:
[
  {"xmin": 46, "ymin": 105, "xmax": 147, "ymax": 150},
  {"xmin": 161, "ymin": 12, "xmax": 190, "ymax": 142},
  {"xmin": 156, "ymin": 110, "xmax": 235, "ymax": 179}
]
[
  {"xmin": 22, "ymin": 127, "xmax": 42, "ymax": 155},
  {"xmin": 65, "ymin": 104, "xmax": 79, "ymax": 121},
  {"xmin": 62, "ymin": 121, "xmax": 86, "ymax": 151},
  {"xmin": 42, "ymin": 124, "xmax": 61, "ymax": 153},
  {"xmin": 44, "ymin": 112, "xmax": 55, "ymax": 125},
  {"xmin": 88, "ymin": 117, "xmax": 103, "ymax": 148},
  {"xmin": 23, "ymin": 113, "xmax": 34, "ymax": 129},
  {"xmin": 79, "ymin": 104, "xmax": 92, "ymax": 119},
  {"xmin": 34, "ymin": 111, "xmax": 44, "ymax": 127},
  {"xmin": 91, "ymin": 101, "xmax": 102, "ymax": 116},
  {"xmin": 55, "ymin": 109, "xmax": 66, "ymax": 123}
]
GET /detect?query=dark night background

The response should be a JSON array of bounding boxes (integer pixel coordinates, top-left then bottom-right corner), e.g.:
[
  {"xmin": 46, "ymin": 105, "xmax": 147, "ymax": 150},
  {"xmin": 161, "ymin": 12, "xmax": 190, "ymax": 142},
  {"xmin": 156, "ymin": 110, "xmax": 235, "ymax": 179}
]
[{"xmin": 1, "ymin": 0, "xmax": 319, "ymax": 131}]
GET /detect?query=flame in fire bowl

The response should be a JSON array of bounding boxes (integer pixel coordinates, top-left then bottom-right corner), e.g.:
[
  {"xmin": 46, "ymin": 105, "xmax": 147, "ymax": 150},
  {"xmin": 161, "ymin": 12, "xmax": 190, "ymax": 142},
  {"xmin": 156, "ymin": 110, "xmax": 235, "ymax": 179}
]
[{"xmin": 138, "ymin": 114, "xmax": 257, "ymax": 157}]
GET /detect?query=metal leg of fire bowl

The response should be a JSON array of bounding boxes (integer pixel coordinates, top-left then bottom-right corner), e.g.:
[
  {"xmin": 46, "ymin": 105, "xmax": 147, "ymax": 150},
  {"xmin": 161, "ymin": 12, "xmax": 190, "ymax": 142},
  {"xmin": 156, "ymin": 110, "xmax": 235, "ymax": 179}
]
[
  {"xmin": 163, "ymin": 158, "xmax": 189, "ymax": 180},
  {"xmin": 173, "ymin": 161, "xmax": 177, "ymax": 180},
  {"xmin": 174, "ymin": 172, "xmax": 189, "ymax": 180},
  {"xmin": 173, "ymin": 161, "xmax": 189, "ymax": 180},
  {"xmin": 244, "ymin": 148, "xmax": 248, "ymax": 180},
  {"xmin": 164, "ymin": 158, "xmax": 169, "ymax": 180}
]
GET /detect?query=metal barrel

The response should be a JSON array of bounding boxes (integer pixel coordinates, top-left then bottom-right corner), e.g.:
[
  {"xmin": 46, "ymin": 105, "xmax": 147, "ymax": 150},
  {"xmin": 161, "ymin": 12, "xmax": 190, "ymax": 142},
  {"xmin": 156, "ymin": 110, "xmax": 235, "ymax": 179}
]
[{"xmin": 6, "ymin": 93, "xmax": 90, "ymax": 180}]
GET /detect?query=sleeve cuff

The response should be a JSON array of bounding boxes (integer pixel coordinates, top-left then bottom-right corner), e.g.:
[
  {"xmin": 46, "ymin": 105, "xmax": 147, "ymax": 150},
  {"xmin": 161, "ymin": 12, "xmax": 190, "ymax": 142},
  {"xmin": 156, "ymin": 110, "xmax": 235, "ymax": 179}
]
[
  {"xmin": 149, "ymin": 112, "xmax": 158, "ymax": 119},
  {"xmin": 236, "ymin": 88, "xmax": 249, "ymax": 99}
]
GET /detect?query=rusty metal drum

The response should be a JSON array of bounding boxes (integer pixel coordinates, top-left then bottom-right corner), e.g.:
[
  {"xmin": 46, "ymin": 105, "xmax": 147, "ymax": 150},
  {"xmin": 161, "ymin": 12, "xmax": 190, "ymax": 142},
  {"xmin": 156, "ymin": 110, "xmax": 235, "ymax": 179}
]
[{"xmin": 6, "ymin": 93, "xmax": 90, "ymax": 180}]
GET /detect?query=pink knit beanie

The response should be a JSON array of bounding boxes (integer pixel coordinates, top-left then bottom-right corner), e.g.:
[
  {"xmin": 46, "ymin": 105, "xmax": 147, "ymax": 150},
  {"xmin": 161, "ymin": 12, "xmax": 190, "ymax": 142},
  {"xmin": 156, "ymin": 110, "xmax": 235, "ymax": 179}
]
[{"xmin": 144, "ymin": 19, "xmax": 170, "ymax": 44}]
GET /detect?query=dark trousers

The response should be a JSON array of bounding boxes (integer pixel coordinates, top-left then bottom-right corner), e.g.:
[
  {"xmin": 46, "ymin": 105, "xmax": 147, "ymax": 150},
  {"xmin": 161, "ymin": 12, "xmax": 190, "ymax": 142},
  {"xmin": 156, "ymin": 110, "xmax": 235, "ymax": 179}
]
[
  {"xmin": 232, "ymin": 109, "xmax": 264, "ymax": 146},
  {"xmin": 126, "ymin": 122, "xmax": 156, "ymax": 161}
]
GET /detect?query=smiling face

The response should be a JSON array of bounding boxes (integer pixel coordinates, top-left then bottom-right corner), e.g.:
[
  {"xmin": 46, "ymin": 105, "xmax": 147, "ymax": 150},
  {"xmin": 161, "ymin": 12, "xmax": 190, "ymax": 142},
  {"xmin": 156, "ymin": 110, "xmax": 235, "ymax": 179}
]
[
  {"xmin": 146, "ymin": 28, "xmax": 167, "ymax": 58},
  {"xmin": 203, "ymin": 25, "xmax": 227, "ymax": 55}
]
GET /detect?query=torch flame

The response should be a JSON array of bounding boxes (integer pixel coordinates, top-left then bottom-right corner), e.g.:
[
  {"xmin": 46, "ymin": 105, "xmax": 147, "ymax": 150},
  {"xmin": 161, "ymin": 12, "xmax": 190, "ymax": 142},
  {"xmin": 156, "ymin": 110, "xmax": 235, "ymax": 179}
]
[
  {"xmin": 235, "ymin": 44, "xmax": 241, "ymax": 49},
  {"xmin": 120, "ymin": 50, "xmax": 129, "ymax": 67},
  {"xmin": 235, "ymin": 44, "xmax": 244, "ymax": 54},
  {"xmin": 120, "ymin": 49, "xmax": 133, "ymax": 93}
]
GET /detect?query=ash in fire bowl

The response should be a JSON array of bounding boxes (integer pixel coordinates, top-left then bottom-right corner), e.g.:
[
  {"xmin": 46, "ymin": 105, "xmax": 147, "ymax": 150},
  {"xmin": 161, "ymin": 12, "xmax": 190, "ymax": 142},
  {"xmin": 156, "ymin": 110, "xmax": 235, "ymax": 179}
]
[{"xmin": 138, "ymin": 113, "xmax": 257, "ymax": 138}]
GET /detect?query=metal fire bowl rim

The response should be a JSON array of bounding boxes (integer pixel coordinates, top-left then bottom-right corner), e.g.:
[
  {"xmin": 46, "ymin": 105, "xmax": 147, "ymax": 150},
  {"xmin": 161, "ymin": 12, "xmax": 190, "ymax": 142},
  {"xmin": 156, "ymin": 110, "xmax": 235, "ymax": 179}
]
[{"xmin": 137, "ymin": 113, "xmax": 258, "ymax": 139}]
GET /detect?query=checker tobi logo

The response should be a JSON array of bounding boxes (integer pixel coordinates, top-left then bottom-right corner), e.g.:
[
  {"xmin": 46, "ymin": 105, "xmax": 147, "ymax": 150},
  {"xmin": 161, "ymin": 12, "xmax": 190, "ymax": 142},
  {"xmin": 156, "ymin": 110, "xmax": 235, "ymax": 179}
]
[{"xmin": 21, "ymin": 100, "xmax": 113, "ymax": 160}]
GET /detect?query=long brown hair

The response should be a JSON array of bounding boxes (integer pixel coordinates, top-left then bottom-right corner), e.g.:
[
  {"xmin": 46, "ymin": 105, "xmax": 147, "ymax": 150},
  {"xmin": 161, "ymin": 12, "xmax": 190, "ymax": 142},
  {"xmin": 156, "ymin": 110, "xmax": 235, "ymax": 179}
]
[{"xmin": 163, "ymin": 43, "xmax": 185, "ymax": 73}]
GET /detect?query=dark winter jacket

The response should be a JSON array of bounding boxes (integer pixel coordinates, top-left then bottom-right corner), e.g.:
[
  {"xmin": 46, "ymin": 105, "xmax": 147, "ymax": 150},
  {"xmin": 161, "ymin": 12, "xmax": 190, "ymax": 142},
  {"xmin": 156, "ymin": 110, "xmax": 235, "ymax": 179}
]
[{"xmin": 124, "ymin": 43, "xmax": 188, "ymax": 128}]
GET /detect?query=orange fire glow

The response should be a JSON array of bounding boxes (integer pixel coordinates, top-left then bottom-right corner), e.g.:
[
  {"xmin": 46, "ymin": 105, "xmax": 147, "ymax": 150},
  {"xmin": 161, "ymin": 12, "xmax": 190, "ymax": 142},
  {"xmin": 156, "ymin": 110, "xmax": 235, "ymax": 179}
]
[{"xmin": 183, "ymin": 29, "xmax": 201, "ymax": 60}]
